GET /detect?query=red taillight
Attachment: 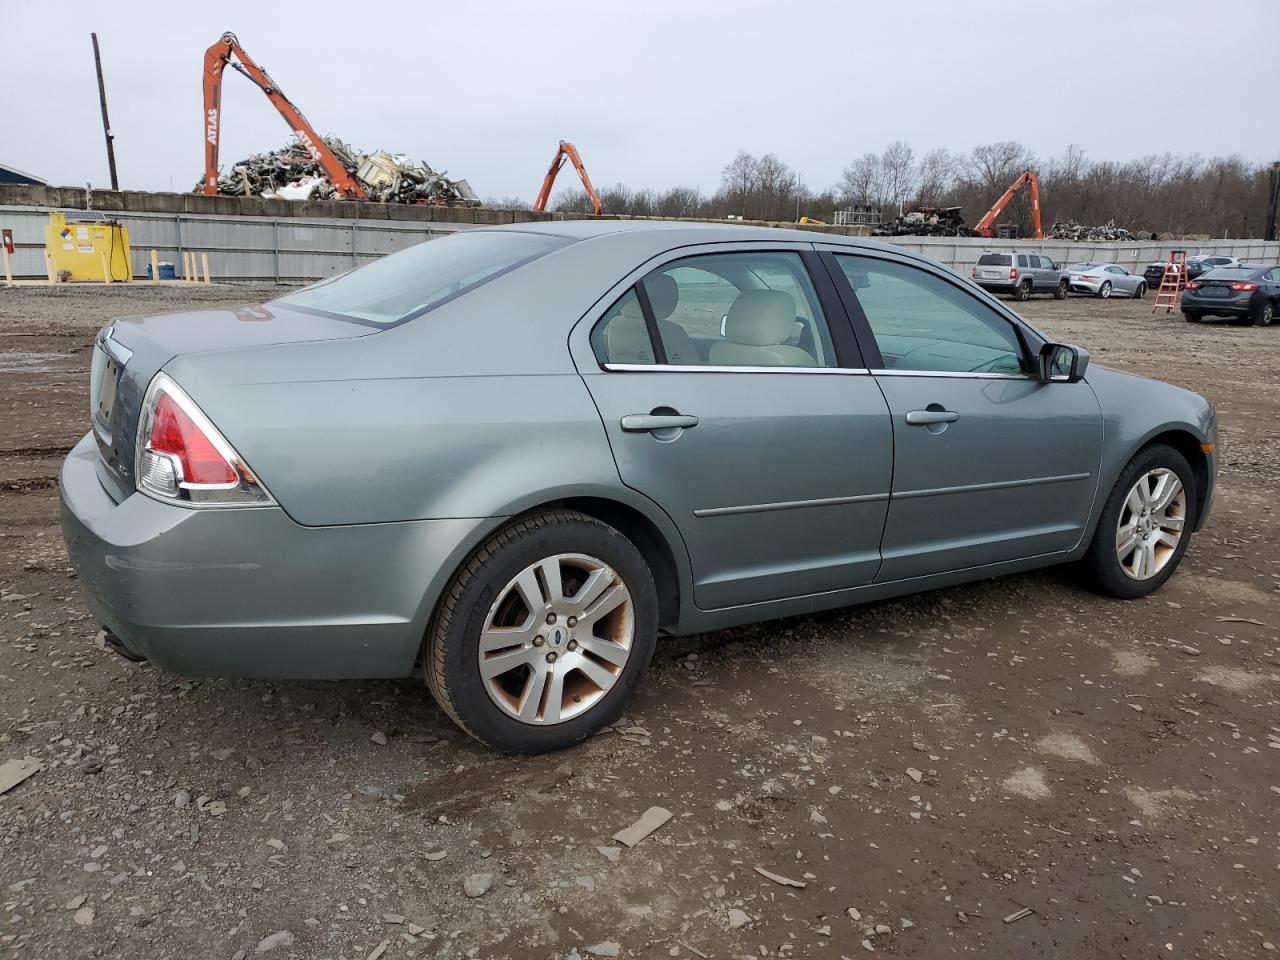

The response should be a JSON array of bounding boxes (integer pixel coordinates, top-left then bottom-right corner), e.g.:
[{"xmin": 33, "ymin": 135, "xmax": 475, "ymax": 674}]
[
  {"xmin": 1231, "ymin": 281, "xmax": 1258, "ymax": 292},
  {"xmin": 1010, "ymin": 267, "xmax": 1018, "ymax": 280},
  {"xmin": 1186, "ymin": 280, "xmax": 1201, "ymax": 290},
  {"xmin": 148, "ymin": 392, "xmax": 237, "ymax": 485}
]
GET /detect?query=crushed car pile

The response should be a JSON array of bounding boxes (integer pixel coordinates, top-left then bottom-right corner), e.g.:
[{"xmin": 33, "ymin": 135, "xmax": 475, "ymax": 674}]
[
  {"xmin": 1048, "ymin": 220, "xmax": 1137, "ymax": 242},
  {"xmin": 872, "ymin": 206, "xmax": 977, "ymax": 237},
  {"xmin": 204, "ymin": 136, "xmax": 480, "ymax": 205}
]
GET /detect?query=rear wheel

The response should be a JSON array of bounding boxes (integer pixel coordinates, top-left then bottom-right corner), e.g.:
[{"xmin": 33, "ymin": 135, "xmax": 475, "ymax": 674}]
[
  {"xmin": 1054, "ymin": 279, "xmax": 1068, "ymax": 300},
  {"xmin": 1255, "ymin": 301, "xmax": 1275, "ymax": 326},
  {"xmin": 1098, "ymin": 281, "xmax": 1112, "ymax": 299},
  {"xmin": 1014, "ymin": 279, "xmax": 1033, "ymax": 301},
  {"xmin": 1081, "ymin": 444, "xmax": 1196, "ymax": 599},
  {"xmin": 425, "ymin": 510, "xmax": 658, "ymax": 753},
  {"xmin": 1183, "ymin": 312, "xmax": 1202, "ymax": 323}
]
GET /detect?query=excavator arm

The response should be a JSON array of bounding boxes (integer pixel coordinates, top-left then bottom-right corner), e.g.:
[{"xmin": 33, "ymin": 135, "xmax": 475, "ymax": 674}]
[
  {"xmin": 974, "ymin": 169, "xmax": 1042, "ymax": 240},
  {"xmin": 202, "ymin": 32, "xmax": 365, "ymax": 199},
  {"xmin": 533, "ymin": 141, "xmax": 602, "ymax": 215}
]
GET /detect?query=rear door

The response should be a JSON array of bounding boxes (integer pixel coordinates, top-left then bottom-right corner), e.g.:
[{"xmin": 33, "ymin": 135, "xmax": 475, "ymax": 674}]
[
  {"xmin": 571, "ymin": 243, "xmax": 893, "ymax": 610},
  {"xmin": 821, "ymin": 248, "xmax": 1104, "ymax": 580}
]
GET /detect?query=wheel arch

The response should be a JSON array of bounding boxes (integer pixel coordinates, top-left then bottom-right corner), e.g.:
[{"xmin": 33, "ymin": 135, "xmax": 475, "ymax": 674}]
[{"xmin": 1137, "ymin": 429, "xmax": 1211, "ymax": 526}]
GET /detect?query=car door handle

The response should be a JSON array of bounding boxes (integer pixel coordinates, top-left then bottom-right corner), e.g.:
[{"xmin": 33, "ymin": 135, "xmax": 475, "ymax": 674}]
[
  {"xmin": 905, "ymin": 409, "xmax": 959, "ymax": 426},
  {"xmin": 621, "ymin": 413, "xmax": 699, "ymax": 432}
]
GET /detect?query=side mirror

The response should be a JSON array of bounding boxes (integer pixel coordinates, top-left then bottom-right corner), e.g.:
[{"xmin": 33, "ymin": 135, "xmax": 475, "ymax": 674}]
[{"xmin": 1039, "ymin": 342, "xmax": 1089, "ymax": 383}]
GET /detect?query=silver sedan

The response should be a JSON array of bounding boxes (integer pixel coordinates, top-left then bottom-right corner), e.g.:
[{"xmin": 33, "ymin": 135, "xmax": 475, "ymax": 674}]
[{"xmin": 1067, "ymin": 262, "xmax": 1147, "ymax": 299}]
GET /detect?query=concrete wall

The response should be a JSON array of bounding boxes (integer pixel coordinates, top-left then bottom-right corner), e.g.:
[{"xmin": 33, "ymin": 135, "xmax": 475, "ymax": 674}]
[{"xmin": 2, "ymin": 185, "xmax": 1276, "ymax": 282}]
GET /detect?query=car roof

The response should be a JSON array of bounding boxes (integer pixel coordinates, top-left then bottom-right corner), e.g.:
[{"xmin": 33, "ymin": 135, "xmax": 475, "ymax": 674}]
[{"xmin": 474, "ymin": 218, "xmax": 901, "ymax": 252}]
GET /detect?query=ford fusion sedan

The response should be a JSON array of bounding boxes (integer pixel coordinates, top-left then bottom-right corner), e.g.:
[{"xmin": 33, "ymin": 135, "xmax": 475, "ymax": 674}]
[
  {"xmin": 1181, "ymin": 264, "xmax": 1280, "ymax": 325},
  {"xmin": 1067, "ymin": 262, "xmax": 1147, "ymax": 299},
  {"xmin": 61, "ymin": 223, "xmax": 1216, "ymax": 753}
]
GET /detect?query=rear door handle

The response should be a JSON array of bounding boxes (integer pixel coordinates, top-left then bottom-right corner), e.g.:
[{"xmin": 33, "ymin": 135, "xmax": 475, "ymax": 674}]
[
  {"xmin": 905, "ymin": 409, "xmax": 959, "ymax": 426},
  {"xmin": 621, "ymin": 414, "xmax": 699, "ymax": 432}
]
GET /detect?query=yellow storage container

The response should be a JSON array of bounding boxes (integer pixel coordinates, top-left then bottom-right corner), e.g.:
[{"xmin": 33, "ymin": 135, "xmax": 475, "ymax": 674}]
[{"xmin": 45, "ymin": 212, "xmax": 131, "ymax": 282}]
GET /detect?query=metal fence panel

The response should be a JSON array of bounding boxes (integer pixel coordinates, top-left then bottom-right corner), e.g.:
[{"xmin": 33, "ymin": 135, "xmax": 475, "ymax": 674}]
[{"xmin": 2, "ymin": 204, "xmax": 1277, "ymax": 282}]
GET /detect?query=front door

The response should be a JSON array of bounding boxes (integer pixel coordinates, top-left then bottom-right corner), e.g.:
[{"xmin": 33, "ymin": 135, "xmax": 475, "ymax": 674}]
[
  {"xmin": 575, "ymin": 247, "xmax": 894, "ymax": 610},
  {"xmin": 825, "ymin": 250, "xmax": 1104, "ymax": 581}
]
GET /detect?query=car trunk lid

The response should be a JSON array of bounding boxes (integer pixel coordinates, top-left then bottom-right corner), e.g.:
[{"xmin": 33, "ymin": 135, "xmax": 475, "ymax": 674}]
[{"xmin": 89, "ymin": 302, "xmax": 375, "ymax": 502}]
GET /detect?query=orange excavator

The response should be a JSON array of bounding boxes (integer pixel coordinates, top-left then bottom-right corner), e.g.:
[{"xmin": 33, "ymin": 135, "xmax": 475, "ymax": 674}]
[
  {"xmin": 974, "ymin": 169, "xmax": 1043, "ymax": 240},
  {"xmin": 533, "ymin": 141, "xmax": 602, "ymax": 215},
  {"xmin": 201, "ymin": 32, "xmax": 365, "ymax": 199}
]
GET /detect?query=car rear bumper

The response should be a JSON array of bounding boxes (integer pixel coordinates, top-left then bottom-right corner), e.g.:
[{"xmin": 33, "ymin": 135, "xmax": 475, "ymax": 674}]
[
  {"xmin": 1180, "ymin": 295, "xmax": 1255, "ymax": 317},
  {"xmin": 1069, "ymin": 279, "xmax": 1101, "ymax": 293},
  {"xmin": 975, "ymin": 280, "xmax": 1017, "ymax": 294},
  {"xmin": 59, "ymin": 433, "xmax": 493, "ymax": 679}
]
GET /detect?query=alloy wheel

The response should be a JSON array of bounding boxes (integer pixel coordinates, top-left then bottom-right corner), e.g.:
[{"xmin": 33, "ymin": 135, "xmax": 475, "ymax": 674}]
[
  {"xmin": 1116, "ymin": 468, "xmax": 1186, "ymax": 580},
  {"xmin": 1099, "ymin": 281, "xmax": 1112, "ymax": 299},
  {"xmin": 477, "ymin": 553, "xmax": 634, "ymax": 725}
]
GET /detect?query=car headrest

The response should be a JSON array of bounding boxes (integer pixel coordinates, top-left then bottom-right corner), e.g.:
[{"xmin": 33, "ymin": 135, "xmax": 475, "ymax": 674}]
[
  {"xmin": 644, "ymin": 274, "xmax": 679, "ymax": 320},
  {"xmin": 723, "ymin": 290, "xmax": 796, "ymax": 346}
]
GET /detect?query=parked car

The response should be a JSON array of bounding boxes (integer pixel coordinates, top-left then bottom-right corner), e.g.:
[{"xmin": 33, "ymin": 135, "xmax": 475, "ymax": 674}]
[
  {"xmin": 60, "ymin": 223, "xmax": 1217, "ymax": 753},
  {"xmin": 1068, "ymin": 262, "xmax": 1147, "ymax": 299},
  {"xmin": 1182, "ymin": 264, "xmax": 1280, "ymax": 325},
  {"xmin": 971, "ymin": 251, "xmax": 1069, "ymax": 300}
]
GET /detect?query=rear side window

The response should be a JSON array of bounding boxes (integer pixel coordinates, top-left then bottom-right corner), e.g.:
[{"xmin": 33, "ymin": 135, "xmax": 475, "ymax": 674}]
[
  {"xmin": 276, "ymin": 231, "xmax": 569, "ymax": 326},
  {"xmin": 591, "ymin": 251, "xmax": 838, "ymax": 368},
  {"xmin": 978, "ymin": 254, "xmax": 1012, "ymax": 266},
  {"xmin": 1017, "ymin": 255, "xmax": 1030, "ymax": 268},
  {"xmin": 591, "ymin": 290, "xmax": 655, "ymax": 365}
]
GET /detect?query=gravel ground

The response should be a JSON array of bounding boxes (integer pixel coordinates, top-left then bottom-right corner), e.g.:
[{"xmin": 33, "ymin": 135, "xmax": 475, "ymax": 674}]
[{"xmin": 1, "ymin": 282, "xmax": 1277, "ymax": 960}]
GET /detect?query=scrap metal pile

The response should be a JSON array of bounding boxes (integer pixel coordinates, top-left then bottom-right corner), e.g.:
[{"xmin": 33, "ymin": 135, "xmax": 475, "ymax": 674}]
[
  {"xmin": 1048, "ymin": 220, "xmax": 1136, "ymax": 242},
  {"xmin": 205, "ymin": 136, "xmax": 479, "ymax": 205},
  {"xmin": 872, "ymin": 206, "xmax": 977, "ymax": 237}
]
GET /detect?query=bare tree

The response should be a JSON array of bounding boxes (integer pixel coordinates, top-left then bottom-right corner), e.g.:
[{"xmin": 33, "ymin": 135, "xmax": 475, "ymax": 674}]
[
  {"xmin": 880, "ymin": 140, "xmax": 917, "ymax": 212},
  {"xmin": 914, "ymin": 148, "xmax": 956, "ymax": 206},
  {"xmin": 839, "ymin": 152, "xmax": 884, "ymax": 207}
]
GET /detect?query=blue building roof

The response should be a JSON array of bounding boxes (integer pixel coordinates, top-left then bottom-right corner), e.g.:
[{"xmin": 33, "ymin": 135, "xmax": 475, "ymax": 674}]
[{"xmin": 0, "ymin": 164, "xmax": 47, "ymax": 186}]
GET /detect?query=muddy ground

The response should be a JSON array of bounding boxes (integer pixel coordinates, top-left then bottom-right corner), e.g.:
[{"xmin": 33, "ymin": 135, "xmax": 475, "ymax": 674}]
[{"xmin": 0, "ymin": 283, "xmax": 1277, "ymax": 960}]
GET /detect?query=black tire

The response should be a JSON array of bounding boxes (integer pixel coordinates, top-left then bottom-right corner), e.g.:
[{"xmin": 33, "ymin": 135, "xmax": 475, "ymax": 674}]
[
  {"xmin": 1183, "ymin": 312, "xmax": 1202, "ymax": 323},
  {"xmin": 1081, "ymin": 444, "xmax": 1197, "ymax": 600},
  {"xmin": 1134, "ymin": 282, "xmax": 1146, "ymax": 299},
  {"xmin": 1098, "ymin": 281, "xmax": 1112, "ymax": 300},
  {"xmin": 1255, "ymin": 301, "xmax": 1275, "ymax": 326},
  {"xmin": 1053, "ymin": 279, "xmax": 1068, "ymax": 300},
  {"xmin": 424, "ymin": 510, "xmax": 658, "ymax": 753},
  {"xmin": 1014, "ymin": 279, "xmax": 1032, "ymax": 302}
]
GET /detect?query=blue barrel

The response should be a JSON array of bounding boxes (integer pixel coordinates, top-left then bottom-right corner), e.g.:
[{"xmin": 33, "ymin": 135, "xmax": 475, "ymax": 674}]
[{"xmin": 146, "ymin": 262, "xmax": 177, "ymax": 280}]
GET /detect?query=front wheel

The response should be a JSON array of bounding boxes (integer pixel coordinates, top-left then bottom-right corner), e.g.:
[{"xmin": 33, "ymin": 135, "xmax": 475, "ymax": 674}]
[
  {"xmin": 1134, "ymin": 282, "xmax": 1146, "ymax": 299},
  {"xmin": 425, "ymin": 510, "xmax": 658, "ymax": 753},
  {"xmin": 1256, "ymin": 301, "xmax": 1275, "ymax": 326},
  {"xmin": 1081, "ymin": 444, "xmax": 1196, "ymax": 599},
  {"xmin": 1098, "ymin": 281, "xmax": 1112, "ymax": 299}
]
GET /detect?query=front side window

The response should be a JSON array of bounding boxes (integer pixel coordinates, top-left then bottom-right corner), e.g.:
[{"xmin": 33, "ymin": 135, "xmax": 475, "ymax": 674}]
[
  {"xmin": 276, "ymin": 231, "xmax": 569, "ymax": 326},
  {"xmin": 836, "ymin": 255, "xmax": 1028, "ymax": 376},
  {"xmin": 592, "ymin": 251, "xmax": 837, "ymax": 369}
]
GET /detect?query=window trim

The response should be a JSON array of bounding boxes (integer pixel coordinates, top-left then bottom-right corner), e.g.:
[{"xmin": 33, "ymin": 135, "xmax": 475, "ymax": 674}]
[
  {"xmin": 588, "ymin": 247, "xmax": 863, "ymax": 372},
  {"xmin": 820, "ymin": 249, "xmax": 1040, "ymax": 378}
]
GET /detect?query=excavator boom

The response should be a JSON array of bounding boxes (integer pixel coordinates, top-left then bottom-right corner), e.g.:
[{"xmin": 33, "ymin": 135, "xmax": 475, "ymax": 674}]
[
  {"xmin": 202, "ymin": 32, "xmax": 365, "ymax": 199},
  {"xmin": 533, "ymin": 141, "xmax": 602, "ymax": 215},
  {"xmin": 974, "ymin": 169, "xmax": 1042, "ymax": 240}
]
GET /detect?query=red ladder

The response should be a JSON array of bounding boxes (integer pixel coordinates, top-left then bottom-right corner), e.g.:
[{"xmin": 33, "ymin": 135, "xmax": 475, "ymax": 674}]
[{"xmin": 1153, "ymin": 249, "xmax": 1187, "ymax": 313}]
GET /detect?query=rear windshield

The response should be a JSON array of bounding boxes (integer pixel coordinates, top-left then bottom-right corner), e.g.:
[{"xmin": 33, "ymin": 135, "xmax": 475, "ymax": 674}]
[
  {"xmin": 977, "ymin": 254, "xmax": 1011, "ymax": 266},
  {"xmin": 277, "ymin": 231, "xmax": 570, "ymax": 326},
  {"xmin": 1201, "ymin": 268, "xmax": 1258, "ymax": 281}
]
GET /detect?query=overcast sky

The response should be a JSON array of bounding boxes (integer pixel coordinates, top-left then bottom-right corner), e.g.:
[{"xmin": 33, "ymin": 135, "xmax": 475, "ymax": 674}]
[{"xmin": 3, "ymin": 0, "xmax": 1276, "ymax": 202}]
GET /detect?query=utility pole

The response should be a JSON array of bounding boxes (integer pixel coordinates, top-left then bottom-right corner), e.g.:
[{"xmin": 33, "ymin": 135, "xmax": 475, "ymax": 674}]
[
  {"xmin": 91, "ymin": 32, "xmax": 119, "ymax": 191},
  {"xmin": 1266, "ymin": 161, "xmax": 1280, "ymax": 243}
]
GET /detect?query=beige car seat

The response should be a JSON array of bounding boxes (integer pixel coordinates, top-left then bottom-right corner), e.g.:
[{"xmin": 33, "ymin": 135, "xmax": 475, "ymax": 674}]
[
  {"xmin": 604, "ymin": 274, "xmax": 701, "ymax": 365},
  {"xmin": 709, "ymin": 289, "xmax": 816, "ymax": 367}
]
